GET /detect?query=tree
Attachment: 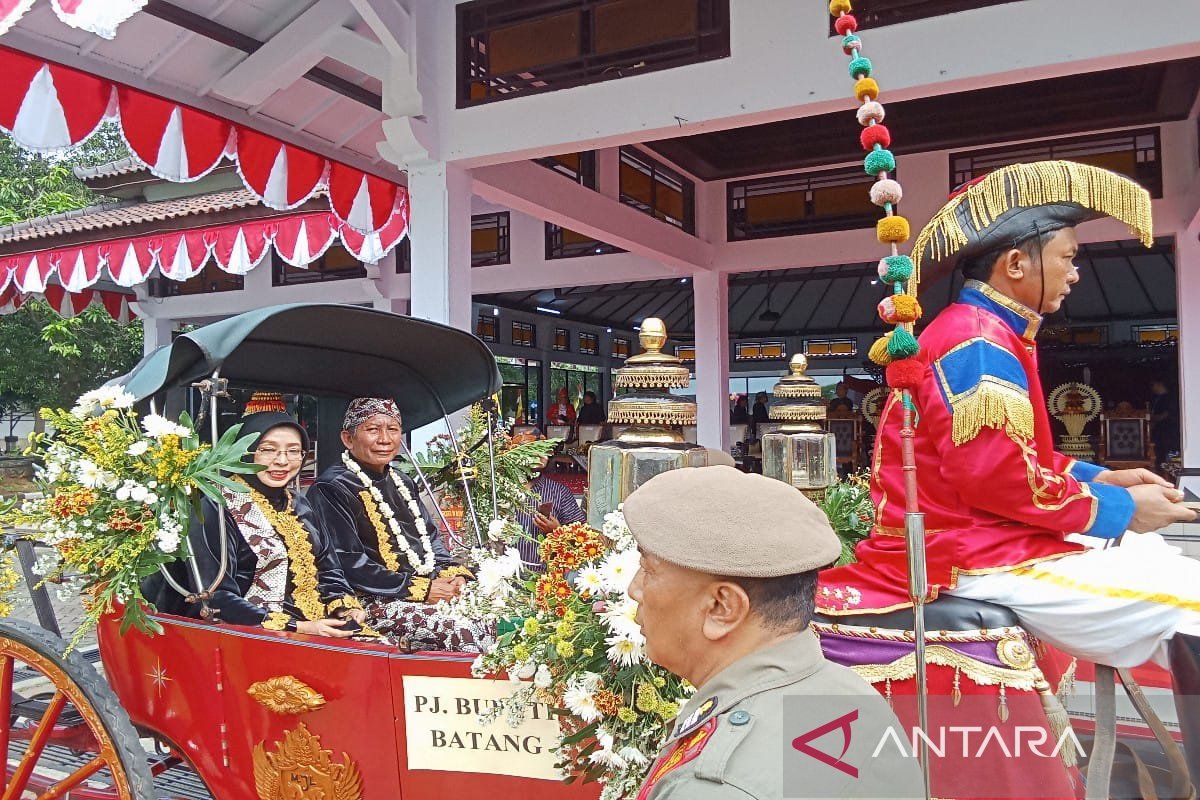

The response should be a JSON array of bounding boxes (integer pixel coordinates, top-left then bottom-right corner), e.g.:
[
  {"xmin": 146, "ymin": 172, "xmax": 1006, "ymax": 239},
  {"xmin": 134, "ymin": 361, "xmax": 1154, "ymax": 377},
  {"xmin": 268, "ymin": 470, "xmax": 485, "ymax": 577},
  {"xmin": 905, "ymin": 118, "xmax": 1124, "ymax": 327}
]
[
  {"xmin": 0, "ymin": 123, "xmax": 128, "ymax": 223},
  {"xmin": 0, "ymin": 301, "xmax": 143, "ymax": 433}
]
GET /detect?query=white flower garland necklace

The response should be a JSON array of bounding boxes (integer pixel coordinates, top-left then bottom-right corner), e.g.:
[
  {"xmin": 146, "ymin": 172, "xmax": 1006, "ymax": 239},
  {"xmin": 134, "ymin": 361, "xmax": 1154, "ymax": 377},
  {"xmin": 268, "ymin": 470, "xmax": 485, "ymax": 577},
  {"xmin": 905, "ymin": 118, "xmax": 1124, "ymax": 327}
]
[{"xmin": 342, "ymin": 451, "xmax": 436, "ymax": 575}]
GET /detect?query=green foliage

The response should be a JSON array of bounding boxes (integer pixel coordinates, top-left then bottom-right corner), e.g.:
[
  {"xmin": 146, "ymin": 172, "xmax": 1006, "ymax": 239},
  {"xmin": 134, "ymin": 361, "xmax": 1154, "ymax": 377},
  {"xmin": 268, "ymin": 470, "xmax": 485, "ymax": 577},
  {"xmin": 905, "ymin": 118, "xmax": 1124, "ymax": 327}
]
[
  {"xmin": 0, "ymin": 125, "xmax": 127, "ymax": 224},
  {"xmin": 818, "ymin": 472, "xmax": 875, "ymax": 566},
  {"xmin": 401, "ymin": 404, "xmax": 560, "ymax": 544},
  {"xmin": 0, "ymin": 300, "xmax": 143, "ymax": 434}
]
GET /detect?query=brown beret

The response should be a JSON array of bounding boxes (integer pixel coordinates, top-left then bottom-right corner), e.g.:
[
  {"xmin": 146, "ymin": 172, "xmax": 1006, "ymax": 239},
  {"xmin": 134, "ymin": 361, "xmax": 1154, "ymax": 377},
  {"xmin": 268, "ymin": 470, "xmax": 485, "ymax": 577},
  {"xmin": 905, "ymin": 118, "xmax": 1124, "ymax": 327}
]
[{"xmin": 622, "ymin": 465, "xmax": 841, "ymax": 577}]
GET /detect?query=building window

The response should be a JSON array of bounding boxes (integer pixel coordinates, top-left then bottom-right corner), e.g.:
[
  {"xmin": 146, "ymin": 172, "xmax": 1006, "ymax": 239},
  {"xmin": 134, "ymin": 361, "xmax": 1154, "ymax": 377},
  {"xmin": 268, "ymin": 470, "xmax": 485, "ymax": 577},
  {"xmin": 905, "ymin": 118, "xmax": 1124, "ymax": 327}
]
[
  {"xmin": 472, "ymin": 212, "xmax": 510, "ymax": 267},
  {"xmin": 804, "ymin": 338, "xmax": 858, "ymax": 358},
  {"xmin": 675, "ymin": 345, "xmax": 696, "ymax": 362},
  {"xmin": 1039, "ymin": 325, "xmax": 1107, "ymax": 348},
  {"xmin": 150, "ymin": 263, "xmax": 243, "ymax": 297},
  {"xmin": 273, "ymin": 245, "xmax": 367, "ymax": 286},
  {"xmin": 553, "ymin": 327, "xmax": 571, "ymax": 352},
  {"xmin": 728, "ymin": 166, "xmax": 882, "ymax": 240},
  {"xmin": 497, "ymin": 355, "xmax": 541, "ymax": 426},
  {"xmin": 579, "ymin": 331, "xmax": 599, "ymax": 355},
  {"xmin": 951, "ymin": 128, "xmax": 1163, "ymax": 198},
  {"xmin": 828, "ymin": 0, "xmax": 1019, "ymax": 32},
  {"xmin": 477, "ymin": 314, "xmax": 498, "ymax": 342},
  {"xmin": 1132, "ymin": 324, "xmax": 1178, "ymax": 346},
  {"xmin": 458, "ymin": 0, "xmax": 730, "ymax": 107},
  {"xmin": 550, "ymin": 361, "xmax": 603, "ymax": 418},
  {"xmin": 546, "ymin": 223, "xmax": 623, "ymax": 259},
  {"xmin": 535, "ymin": 151, "xmax": 597, "ymax": 188},
  {"xmin": 734, "ymin": 341, "xmax": 786, "ymax": 361},
  {"xmin": 512, "ymin": 320, "xmax": 536, "ymax": 347},
  {"xmin": 612, "ymin": 337, "xmax": 631, "ymax": 359},
  {"xmin": 619, "ymin": 146, "xmax": 695, "ymax": 233}
]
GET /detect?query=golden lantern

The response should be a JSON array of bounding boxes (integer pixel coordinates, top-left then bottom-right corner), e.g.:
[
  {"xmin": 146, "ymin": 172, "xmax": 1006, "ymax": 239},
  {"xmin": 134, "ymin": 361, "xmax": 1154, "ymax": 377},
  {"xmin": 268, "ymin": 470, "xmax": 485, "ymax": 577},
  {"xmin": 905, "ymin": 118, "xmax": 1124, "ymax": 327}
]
[{"xmin": 760, "ymin": 355, "xmax": 836, "ymax": 496}]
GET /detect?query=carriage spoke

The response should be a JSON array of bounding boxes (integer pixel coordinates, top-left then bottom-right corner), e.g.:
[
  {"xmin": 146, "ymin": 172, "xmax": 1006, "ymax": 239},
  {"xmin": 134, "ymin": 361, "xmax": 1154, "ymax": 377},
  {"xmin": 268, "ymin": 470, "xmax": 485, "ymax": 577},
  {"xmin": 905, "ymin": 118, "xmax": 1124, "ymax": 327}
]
[
  {"xmin": 2, "ymin": 691, "xmax": 67, "ymax": 800},
  {"xmin": 0, "ymin": 655, "xmax": 12, "ymax": 771},
  {"xmin": 35, "ymin": 754, "xmax": 106, "ymax": 800}
]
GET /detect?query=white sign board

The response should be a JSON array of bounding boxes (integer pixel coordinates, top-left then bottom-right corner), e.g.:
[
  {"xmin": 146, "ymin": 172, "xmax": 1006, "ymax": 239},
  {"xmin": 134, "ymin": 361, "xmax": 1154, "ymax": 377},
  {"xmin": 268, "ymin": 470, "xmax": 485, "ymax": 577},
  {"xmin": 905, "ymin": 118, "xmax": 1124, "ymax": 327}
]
[{"xmin": 402, "ymin": 675, "xmax": 563, "ymax": 781}]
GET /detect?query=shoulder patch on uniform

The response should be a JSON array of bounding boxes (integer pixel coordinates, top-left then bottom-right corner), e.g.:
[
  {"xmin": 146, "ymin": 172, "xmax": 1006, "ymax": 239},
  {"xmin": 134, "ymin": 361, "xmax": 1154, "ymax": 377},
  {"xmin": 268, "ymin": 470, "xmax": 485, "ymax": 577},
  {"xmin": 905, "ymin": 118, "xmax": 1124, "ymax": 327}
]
[
  {"xmin": 932, "ymin": 337, "xmax": 1033, "ymax": 445},
  {"xmin": 675, "ymin": 696, "xmax": 718, "ymax": 738},
  {"xmin": 637, "ymin": 718, "xmax": 718, "ymax": 800}
]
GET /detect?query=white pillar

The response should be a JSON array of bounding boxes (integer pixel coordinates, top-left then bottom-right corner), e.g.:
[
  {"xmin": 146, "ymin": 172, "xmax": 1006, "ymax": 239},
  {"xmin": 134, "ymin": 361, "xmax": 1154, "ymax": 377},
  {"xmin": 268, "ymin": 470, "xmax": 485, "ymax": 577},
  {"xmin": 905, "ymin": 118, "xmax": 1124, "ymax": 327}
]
[
  {"xmin": 142, "ymin": 316, "xmax": 173, "ymax": 356},
  {"xmin": 595, "ymin": 147, "xmax": 620, "ymax": 200},
  {"xmin": 407, "ymin": 161, "xmax": 473, "ymax": 331},
  {"xmin": 693, "ymin": 270, "xmax": 730, "ymax": 451},
  {"xmin": 1177, "ymin": 225, "xmax": 1200, "ymax": 498},
  {"xmin": 370, "ymin": 250, "xmax": 408, "ymax": 314}
]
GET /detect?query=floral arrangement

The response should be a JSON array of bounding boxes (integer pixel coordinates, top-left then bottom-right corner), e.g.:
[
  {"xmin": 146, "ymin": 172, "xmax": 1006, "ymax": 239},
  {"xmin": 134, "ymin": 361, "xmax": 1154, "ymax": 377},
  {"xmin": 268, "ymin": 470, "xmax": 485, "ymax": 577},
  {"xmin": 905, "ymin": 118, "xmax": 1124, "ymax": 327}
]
[
  {"xmin": 818, "ymin": 472, "xmax": 875, "ymax": 566},
  {"xmin": 1, "ymin": 385, "xmax": 259, "ymax": 647},
  {"xmin": 402, "ymin": 403, "xmax": 560, "ymax": 546},
  {"xmin": 446, "ymin": 511, "xmax": 690, "ymax": 800}
]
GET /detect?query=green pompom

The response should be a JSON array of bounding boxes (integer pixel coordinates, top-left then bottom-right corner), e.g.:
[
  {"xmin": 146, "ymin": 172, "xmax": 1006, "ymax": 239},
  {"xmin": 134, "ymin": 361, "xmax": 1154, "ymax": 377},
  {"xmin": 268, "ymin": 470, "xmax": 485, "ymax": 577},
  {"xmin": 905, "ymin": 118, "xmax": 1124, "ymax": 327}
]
[
  {"xmin": 848, "ymin": 56, "xmax": 873, "ymax": 80},
  {"xmin": 887, "ymin": 326, "xmax": 920, "ymax": 359},
  {"xmin": 864, "ymin": 148, "xmax": 896, "ymax": 176},
  {"xmin": 881, "ymin": 255, "xmax": 914, "ymax": 283}
]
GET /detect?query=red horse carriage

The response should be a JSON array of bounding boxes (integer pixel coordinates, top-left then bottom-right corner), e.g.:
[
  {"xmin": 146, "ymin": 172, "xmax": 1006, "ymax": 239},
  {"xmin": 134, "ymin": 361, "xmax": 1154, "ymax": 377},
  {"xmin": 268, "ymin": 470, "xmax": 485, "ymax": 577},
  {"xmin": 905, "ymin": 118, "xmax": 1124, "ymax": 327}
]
[{"xmin": 0, "ymin": 304, "xmax": 601, "ymax": 799}]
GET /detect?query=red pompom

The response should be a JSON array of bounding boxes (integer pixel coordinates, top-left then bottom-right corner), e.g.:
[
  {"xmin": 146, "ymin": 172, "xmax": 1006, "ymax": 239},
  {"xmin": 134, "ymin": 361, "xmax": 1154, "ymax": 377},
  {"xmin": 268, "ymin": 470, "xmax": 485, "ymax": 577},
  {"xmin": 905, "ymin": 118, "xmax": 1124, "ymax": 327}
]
[
  {"xmin": 886, "ymin": 359, "xmax": 924, "ymax": 390},
  {"xmin": 860, "ymin": 124, "xmax": 891, "ymax": 151},
  {"xmin": 834, "ymin": 13, "xmax": 858, "ymax": 35}
]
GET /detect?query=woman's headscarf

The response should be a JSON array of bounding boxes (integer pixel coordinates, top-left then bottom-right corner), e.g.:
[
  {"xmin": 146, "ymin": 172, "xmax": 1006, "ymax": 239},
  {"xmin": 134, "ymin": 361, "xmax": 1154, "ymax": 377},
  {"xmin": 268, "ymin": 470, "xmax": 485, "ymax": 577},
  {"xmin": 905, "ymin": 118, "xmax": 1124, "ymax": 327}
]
[{"xmin": 237, "ymin": 411, "xmax": 310, "ymax": 461}]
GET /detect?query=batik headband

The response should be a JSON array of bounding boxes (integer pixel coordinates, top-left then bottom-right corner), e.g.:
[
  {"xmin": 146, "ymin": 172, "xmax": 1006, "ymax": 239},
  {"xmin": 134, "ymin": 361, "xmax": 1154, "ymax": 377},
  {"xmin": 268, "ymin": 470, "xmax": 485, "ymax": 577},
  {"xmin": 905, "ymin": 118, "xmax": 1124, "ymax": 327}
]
[{"xmin": 342, "ymin": 397, "xmax": 402, "ymax": 431}]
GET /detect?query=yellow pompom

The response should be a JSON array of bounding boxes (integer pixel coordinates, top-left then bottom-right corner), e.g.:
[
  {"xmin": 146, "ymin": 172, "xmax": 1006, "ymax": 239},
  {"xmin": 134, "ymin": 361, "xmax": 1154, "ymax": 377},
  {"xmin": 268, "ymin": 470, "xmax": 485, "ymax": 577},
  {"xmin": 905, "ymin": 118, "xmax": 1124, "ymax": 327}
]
[
  {"xmin": 877, "ymin": 215, "xmax": 910, "ymax": 244},
  {"xmin": 892, "ymin": 293, "xmax": 922, "ymax": 323},
  {"xmin": 854, "ymin": 77, "xmax": 879, "ymax": 102},
  {"xmin": 869, "ymin": 333, "xmax": 895, "ymax": 366},
  {"xmin": 829, "ymin": 0, "xmax": 853, "ymax": 14}
]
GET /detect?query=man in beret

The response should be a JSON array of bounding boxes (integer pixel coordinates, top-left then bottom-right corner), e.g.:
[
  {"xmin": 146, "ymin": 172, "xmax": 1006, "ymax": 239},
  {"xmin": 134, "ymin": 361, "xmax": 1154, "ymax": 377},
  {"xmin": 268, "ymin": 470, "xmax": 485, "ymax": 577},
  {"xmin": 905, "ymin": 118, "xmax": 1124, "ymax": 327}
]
[{"xmin": 624, "ymin": 465, "xmax": 921, "ymax": 799}]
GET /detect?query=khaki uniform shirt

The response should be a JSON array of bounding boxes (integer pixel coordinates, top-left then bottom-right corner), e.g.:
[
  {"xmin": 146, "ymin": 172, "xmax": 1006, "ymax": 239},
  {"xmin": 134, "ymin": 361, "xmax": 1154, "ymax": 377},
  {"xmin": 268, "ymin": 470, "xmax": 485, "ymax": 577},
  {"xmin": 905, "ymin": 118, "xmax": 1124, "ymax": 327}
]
[{"xmin": 638, "ymin": 629, "xmax": 921, "ymax": 799}]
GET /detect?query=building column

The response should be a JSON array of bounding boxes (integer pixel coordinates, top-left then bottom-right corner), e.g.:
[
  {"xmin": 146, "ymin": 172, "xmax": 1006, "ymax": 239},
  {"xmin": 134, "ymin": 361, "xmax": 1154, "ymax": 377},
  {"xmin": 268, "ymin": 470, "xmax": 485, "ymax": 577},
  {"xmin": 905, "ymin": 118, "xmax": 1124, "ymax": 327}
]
[
  {"xmin": 370, "ymin": 250, "xmax": 408, "ymax": 314},
  {"xmin": 141, "ymin": 316, "xmax": 173, "ymax": 356},
  {"xmin": 407, "ymin": 161, "xmax": 473, "ymax": 330},
  {"xmin": 693, "ymin": 270, "xmax": 730, "ymax": 451},
  {"xmin": 1177, "ymin": 225, "xmax": 1200, "ymax": 498}
]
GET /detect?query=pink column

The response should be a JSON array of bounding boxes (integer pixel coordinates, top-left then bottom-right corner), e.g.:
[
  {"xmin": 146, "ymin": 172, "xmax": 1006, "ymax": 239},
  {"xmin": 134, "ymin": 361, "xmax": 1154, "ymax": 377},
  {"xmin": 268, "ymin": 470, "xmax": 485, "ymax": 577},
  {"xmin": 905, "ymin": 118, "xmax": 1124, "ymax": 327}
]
[{"xmin": 693, "ymin": 270, "xmax": 730, "ymax": 451}]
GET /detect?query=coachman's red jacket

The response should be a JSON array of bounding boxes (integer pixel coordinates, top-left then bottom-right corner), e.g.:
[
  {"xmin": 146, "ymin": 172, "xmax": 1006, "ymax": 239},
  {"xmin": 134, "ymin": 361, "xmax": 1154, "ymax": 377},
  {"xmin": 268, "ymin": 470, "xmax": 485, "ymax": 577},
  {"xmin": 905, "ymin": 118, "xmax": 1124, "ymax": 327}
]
[{"xmin": 817, "ymin": 280, "xmax": 1134, "ymax": 615}]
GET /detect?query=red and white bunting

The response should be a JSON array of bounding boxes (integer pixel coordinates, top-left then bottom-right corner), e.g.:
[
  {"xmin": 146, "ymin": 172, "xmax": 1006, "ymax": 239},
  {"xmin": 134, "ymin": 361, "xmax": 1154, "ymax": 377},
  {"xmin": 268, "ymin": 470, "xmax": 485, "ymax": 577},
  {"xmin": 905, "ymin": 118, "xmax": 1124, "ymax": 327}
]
[
  {"xmin": 0, "ymin": 47, "xmax": 408, "ymax": 234},
  {"xmin": 0, "ymin": 283, "xmax": 134, "ymax": 322},
  {"xmin": 0, "ymin": 208, "xmax": 405, "ymax": 293},
  {"xmin": 1, "ymin": 0, "xmax": 145, "ymax": 39}
]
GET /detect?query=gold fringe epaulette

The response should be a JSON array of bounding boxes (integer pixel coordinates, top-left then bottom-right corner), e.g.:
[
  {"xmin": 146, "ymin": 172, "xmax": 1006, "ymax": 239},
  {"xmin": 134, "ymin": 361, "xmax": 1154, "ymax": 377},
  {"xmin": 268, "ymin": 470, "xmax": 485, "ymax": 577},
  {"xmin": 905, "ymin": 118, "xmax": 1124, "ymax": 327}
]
[
  {"xmin": 950, "ymin": 380, "xmax": 1035, "ymax": 446},
  {"xmin": 912, "ymin": 161, "xmax": 1154, "ymax": 285}
]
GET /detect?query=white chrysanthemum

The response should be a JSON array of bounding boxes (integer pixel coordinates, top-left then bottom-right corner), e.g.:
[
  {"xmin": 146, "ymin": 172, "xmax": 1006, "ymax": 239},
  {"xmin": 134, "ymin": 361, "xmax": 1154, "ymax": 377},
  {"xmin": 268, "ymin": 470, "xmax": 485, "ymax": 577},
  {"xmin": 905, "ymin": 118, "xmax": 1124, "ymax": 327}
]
[
  {"xmin": 156, "ymin": 528, "xmax": 181, "ymax": 553},
  {"xmin": 605, "ymin": 633, "xmax": 645, "ymax": 667},
  {"xmin": 600, "ymin": 598, "xmax": 642, "ymax": 638},
  {"xmin": 74, "ymin": 459, "xmax": 104, "ymax": 488},
  {"xmin": 129, "ymin": 484, "xmax": 149, "ymax": 503},
  {"xmin": 598, "ymin": 547, "xmax": 640, "ymax": 595},
  {"xmin": 588, "ymin": 729, "xmax": 627, "ymax": 769},
  {"xmin": 573, "ymin": 565, "xmax": 605, "ymax": 596},
  {"xmin": 516, "ymin": 661, "xmax": 537, "ymax": 680},
  {"xmin": 126, "ymin": 440, "xmax": 150, "ymax": 457},
  {"xmin": 602, "ymin": 509, "xmax": 635, "ymax": 550},
  {"xmin": 617, "ymin": 746, "xmax": 648, "ymax": 767},
  {"xmin": 534, "ymin": 664, "xmax": 553, "ymax": 689},
  {"xmin": 563, "ymin": 686, "xmax": 601, "ymax": 723},
  {"xmin": 141, "ymin": 414, "xmax": 189, "ymax": 439},
  {"xmin": 487, "ymin": 518, "xmax": 507, "ymax": 539},
  {"xmin": 475, "ymin": 548, "xmax": 523, "ymax": 600}
]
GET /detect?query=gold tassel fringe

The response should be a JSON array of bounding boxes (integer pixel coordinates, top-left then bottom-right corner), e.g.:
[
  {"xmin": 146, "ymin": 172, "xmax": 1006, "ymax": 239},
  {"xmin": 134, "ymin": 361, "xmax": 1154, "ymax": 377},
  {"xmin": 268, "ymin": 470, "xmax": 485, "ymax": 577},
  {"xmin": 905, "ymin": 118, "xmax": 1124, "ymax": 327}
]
[
  {"xmin": 911, "ymin": 161, "xmax": 1154, "ymax": 290},
  {"xmin": 949, "ymin": 380, "xmax": 1035, "ymax": 446},
  {"xmin": 1036, "ymin": 674, "xmax": 1078, "ymax": 769}
]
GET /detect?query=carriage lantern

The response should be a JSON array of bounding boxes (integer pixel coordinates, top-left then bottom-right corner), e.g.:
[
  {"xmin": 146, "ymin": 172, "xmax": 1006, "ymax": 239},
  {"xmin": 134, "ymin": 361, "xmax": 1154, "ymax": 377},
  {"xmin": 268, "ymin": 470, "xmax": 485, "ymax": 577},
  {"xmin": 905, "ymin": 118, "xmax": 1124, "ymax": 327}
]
[
  {"xmin": 586, "ymin": 318, "xmax": 711, "ymax": 526},
  {"xmin": 760, "ymin": 355, "xmax": 837, "ymax": 497}
]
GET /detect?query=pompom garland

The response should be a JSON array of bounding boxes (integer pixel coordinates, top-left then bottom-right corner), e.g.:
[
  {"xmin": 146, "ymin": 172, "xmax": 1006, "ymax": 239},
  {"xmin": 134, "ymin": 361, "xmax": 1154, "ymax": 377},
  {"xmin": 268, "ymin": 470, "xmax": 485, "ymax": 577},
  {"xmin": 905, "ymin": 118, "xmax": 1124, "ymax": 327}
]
[
  {"xmin": 848, "ymin": 56, "xmax": 873, "ymax": 79},
  {"xmin": 864, "ymin": 148, "xmax": 895, "ymax": 175},
  {"xmin": 854, "ymin": 77, "xmax": 879, "ymax": 101},
  {"xmin": 878, "ymin": 255, "xmax": 914, "ymax": 283},
  {"xmin": 887, "ymin": 327, "xmax": 920, "ymax": 359},
  {"xmin": 829, "ymin": 0, "xmax": 853, "ymax": 15},
  {"xmin": 841, "ymin": 34, "xmax": 862, "ymax": 55},
  {"xmin": 857, "ymin": 101, "xmax": 885, "ymax": 126},
  {"xmin": 869, "ymin": 334, "xmax": 895, "ymax": 366},
  {"xmin": 869, "ymin": 178, "xmax": 903, "ymax": 206},
  {"xmin": 878, "ymin": 294, "xmax": 922, "ymax": 325},
  {"xmin": 860, "ymin": 124, "xmax": 891, "ymax": 151},
  {"xmin": 834, "ymin": 13, "xmax": 858, "ymax": 35},
  {"xmin": 886, "ymin": 359, "xmax": 925, "ymax": 391},
  {"xmin": 876, "ymin": 215, "xmax": 910, "ymax": 243}
]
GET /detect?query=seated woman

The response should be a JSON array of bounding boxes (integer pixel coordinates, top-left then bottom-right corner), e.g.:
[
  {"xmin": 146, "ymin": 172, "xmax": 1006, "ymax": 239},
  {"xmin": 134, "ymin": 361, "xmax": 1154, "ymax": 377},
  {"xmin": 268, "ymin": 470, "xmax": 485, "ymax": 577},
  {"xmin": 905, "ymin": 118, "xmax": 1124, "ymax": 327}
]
[
  {"xmin": 149, "ymin": 410, "xmax": 368, "ymax": 637},
  {"xmin": 306, "ymin": 397, "xmax": 493, "ymax": 653}
]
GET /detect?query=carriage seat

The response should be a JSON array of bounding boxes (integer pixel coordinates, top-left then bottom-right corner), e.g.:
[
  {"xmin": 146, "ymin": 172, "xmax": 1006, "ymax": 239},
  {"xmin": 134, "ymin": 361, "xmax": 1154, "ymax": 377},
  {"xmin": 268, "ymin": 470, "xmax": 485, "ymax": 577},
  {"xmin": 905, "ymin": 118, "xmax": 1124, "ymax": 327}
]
[{"xmin": 814, "ymin": 595, "xmax": 1020, "ymax": 632}]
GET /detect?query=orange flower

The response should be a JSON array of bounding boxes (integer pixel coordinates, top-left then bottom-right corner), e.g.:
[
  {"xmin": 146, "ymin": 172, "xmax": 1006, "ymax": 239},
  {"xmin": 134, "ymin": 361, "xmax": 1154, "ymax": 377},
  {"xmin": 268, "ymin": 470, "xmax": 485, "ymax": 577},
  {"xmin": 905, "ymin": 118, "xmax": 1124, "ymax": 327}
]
[
  {"xmin": 594, "ymin": 690, "xmax": 622, "ymax": 717},
  {"xmin": 48, "ymin": 489, "xmax": 97, "ymax": 518}
]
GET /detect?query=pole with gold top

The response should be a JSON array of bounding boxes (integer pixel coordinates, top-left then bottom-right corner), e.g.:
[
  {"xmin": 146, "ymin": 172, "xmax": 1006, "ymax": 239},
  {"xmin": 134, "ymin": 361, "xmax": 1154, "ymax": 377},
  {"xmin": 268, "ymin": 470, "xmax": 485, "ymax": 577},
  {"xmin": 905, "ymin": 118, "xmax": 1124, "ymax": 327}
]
[{"xmin": 586, "ymin": 318, "xmax": 716, "ymax": 526}]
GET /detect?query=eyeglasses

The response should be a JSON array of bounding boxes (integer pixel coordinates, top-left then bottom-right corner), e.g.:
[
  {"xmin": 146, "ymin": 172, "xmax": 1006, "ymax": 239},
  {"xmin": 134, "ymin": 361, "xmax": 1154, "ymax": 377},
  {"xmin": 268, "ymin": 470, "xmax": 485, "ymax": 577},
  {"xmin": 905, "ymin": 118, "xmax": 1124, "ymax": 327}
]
[{"xmin": 255, "ymin": 446, "xmax": 306, "ymax": 462}]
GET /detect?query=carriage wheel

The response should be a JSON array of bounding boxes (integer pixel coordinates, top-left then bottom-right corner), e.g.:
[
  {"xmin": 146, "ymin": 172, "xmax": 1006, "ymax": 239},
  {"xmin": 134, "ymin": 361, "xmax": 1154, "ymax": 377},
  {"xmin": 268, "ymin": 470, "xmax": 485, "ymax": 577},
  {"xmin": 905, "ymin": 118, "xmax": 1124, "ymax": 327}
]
[{"xmin": 1, "ymin": 619, "xmax": 154, "ymax": 800}]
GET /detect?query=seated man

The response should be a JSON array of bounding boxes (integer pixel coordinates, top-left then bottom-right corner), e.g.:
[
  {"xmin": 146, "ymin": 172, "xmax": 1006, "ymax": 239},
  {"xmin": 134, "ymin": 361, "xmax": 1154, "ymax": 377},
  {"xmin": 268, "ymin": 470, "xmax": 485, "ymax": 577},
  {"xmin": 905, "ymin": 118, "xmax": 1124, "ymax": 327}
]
[
  {"xmin": 511, "ymin": 431, "xmax": 586, "ymax": 570},
  {"xmin": 305, "ymin": 398, "xmax": 491, "ymax": 652},
  {"xmin": 818, "ymin": 161, "xmax": 1200, "ymax": 780}
]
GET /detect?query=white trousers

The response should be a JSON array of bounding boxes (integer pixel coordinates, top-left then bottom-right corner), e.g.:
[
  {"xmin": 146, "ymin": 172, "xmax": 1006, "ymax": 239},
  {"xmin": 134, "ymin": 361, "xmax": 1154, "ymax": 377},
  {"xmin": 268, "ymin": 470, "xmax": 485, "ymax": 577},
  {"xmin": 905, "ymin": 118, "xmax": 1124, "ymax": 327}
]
[{"xmin": 948, "ymin": 532, "xmax": 1200, "ymax": 668}]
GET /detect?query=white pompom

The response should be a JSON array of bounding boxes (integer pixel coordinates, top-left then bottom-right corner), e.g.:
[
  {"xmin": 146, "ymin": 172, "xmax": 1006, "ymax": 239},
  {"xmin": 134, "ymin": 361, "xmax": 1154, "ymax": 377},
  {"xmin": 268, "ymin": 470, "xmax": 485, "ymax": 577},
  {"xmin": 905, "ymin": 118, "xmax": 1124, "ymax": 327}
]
[
  {"xmin": 857, "ymin": 100, "xmax": 885, "ymax": 126},
  {"xmin": 870, "ymin": 178, "xmax": 903, "ymax": 207}
]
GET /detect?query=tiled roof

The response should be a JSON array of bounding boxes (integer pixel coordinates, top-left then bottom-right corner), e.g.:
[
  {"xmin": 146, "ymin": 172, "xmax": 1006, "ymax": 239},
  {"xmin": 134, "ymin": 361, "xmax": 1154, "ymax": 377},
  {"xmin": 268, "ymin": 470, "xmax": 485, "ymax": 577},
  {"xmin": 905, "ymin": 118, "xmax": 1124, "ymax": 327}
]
[
  {"xmin": 71, "ymin": 157, "xmax": 147, "ymax": 181},
  {"xmin": 0, "ymin": 189, "xmax": 264, "ymax": 244}
]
